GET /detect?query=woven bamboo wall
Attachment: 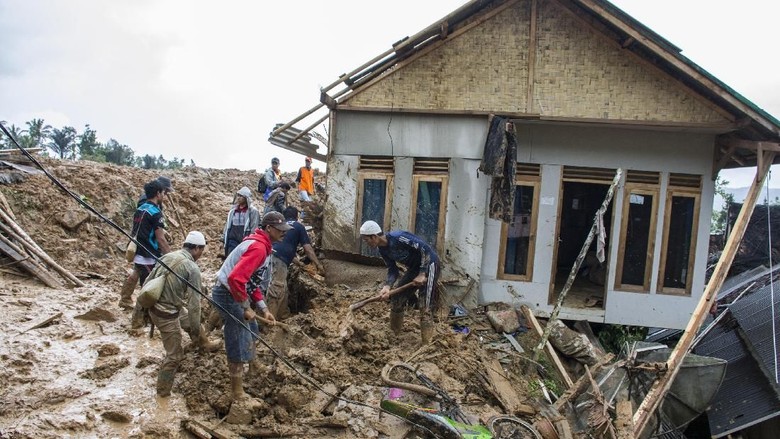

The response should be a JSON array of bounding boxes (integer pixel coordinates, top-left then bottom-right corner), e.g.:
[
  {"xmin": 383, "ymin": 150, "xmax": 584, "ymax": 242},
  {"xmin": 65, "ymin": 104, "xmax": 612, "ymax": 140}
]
[
  {"xmin": 346, "ymin": 1, "xmax": 531, "ymax": 111},
  {"xmin": 532, "ymin": 0, "xmax": 727, "ymax": 123},
  {"xmin": 345, "ymin": 0, "xmax": 729, "ymax": 125}
]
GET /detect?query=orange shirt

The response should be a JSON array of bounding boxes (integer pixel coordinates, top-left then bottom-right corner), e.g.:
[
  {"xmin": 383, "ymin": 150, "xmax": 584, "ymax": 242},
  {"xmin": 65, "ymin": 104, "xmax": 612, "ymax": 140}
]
[{"xmin": 297, "ymin": 166, "xmax": 315, "ymax": 194}]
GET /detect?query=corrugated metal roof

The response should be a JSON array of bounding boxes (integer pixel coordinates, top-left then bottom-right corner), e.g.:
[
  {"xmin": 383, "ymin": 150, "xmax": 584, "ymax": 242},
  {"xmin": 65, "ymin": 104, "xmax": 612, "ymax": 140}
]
[{"xmin": 730, "ymin": 283, "xmax": 780, "ymax": 385}]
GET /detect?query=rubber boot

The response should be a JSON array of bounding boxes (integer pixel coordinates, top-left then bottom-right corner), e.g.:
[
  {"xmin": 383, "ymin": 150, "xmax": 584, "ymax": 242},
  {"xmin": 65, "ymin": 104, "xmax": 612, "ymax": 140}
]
[
  {"xmin": 390, "ymin": 310, "xmax": 404, "ymax": 335},
  {"xmin": 156, "ymin": 369, "xmax": 175, "ymax": 397},
  {"xmin": 205, "ymin": 310, "xmax": 222, "ymax": 333},
  {"xmin": 118, "ymin": 271, "xmax": 138, "ymax": 310},
  {"xmin": 197, "ymin": 325, "xmax": 221, "ymax": 352},
  {"xmin": 229, "ymin": 363, "xmax": 248, "ymax": 402},
  {"xmin": 420, "ymin": 317, "xmax": 434, "ymax": 345}
]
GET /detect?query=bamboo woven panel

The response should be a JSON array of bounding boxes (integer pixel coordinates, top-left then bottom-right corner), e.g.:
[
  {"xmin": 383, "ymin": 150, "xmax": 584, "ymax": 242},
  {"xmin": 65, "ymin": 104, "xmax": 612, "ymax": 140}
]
[
  {"xmin": 532, "ymin": 0, "xmax": 728, "ymax": 124},
  {"xmin": 348, "ymin": 1, "xmax": 531, "ymax": 112}
]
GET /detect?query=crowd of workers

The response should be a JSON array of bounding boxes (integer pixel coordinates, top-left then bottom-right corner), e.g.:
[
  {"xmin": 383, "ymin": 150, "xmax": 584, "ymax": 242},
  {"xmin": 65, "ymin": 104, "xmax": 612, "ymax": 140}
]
[{"xmin": 118, "ymin": 155, "xmax": 441, "ymax": 417}]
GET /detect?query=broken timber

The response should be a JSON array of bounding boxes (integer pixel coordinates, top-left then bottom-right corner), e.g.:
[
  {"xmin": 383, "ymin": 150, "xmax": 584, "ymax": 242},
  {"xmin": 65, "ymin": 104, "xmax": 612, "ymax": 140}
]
[
  {"xmin": 482, "ymin": 358, "xmax": 536, "ymax": 416},
  {"xmin": 20, "ymin": 312, "xmax": 63, "ymax": 334},
  {"xmin": 532, "ymin": 168, "xmax": 622, "ymax": 364},
  {"xmin": 0, "ymin": 235, "xmax": 63, "ymax": 288},
  {"xmin": 633, "ymin": 151, "xmax": 776, "ymax": 437},
  {"xmin": 521, "ymin": 305, "xmax": 574, "ymax": 388}
]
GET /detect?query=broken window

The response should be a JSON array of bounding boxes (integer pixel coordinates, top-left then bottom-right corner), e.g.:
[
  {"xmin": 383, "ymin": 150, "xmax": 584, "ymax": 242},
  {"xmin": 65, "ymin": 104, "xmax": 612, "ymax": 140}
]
[
  {"xmin": 658, "ymin": 174, "xmax": 701, "ymax": 295},
  {"xmin": 410, "ymin": 159, "xmax": 449, "ymax": 253},
  {"xmin": 357, "ymin": 157, "xmax": 394, "ymax": 257},
  {"xmin": 615, "ymin": 171, "xmax": 660, "ymax": 292},
  {"xmin": 499, "ymin": 164, "xmax": 540, "ymax": 281}
]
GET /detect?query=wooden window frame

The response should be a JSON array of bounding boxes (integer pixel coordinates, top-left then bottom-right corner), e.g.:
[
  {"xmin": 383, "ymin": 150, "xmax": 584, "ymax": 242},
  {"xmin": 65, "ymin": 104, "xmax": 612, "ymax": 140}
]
[
  {"xmin": 656, "ymin": 188, "xmax": 701, "ymax": 296},
  {"xmin": 497, "ymin": 176, "xmax": 540, "ymax": 282},
  {"xmin": 614, "ymin": 185, "xmax": 659, "ymax": 293},
  {"xmin": 355, "ymin": 171, "xmax": 394, "ymax": 251},
  {"xmin": 409, "ymin": 174, "xmax": 449, "ymax": 254}
]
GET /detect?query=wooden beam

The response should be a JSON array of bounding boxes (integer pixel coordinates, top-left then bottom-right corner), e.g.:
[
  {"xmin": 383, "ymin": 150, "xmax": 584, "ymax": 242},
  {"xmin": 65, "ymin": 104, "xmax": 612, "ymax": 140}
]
[
  {"xmin": 526, "ymin": 0, "xmax": 538, "ymax": 113},
  {"xmin": 713, "ymin": 143, "xmax": 737, "ymax": 177},
  {"xmin": 633, "ymin": 150, "xmax": 776, "ymax": 437},
  {"xmin": 720, "ymin": 138, "xmax": 780, "ymax": 152},
  {"xmin": 521, "ymin": 305, "xmax": 575, "ymax": 388},
  {"xmin": 0, "ymin": 237, "xmax": 62, "ymax": 288}
]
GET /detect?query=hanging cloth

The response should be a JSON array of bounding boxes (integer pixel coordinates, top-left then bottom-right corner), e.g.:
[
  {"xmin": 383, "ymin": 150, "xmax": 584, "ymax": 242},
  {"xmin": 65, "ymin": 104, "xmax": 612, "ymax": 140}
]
[{"xmin": 480, "ymin": 115, "xmax": 518, "ymax": 223}]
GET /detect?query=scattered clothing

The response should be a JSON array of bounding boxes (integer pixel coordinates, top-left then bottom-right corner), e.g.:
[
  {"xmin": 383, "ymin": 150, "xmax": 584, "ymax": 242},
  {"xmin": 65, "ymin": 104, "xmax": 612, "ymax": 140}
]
[{"xmin": 480, "ymin": 116, "xmax": 518, "ymax": 223}]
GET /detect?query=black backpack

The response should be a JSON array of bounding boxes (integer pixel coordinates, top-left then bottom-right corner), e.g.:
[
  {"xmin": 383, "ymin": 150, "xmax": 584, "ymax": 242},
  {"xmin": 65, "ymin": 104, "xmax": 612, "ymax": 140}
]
[{"xmin": 257, "ymin": 175, "xmax": 268, "ymax": 193}]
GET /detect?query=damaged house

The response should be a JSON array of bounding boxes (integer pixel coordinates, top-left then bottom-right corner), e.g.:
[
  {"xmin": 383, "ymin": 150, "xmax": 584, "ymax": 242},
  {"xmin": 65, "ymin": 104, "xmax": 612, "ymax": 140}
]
[{"xmin": 271, "ymin": 0, "xmax": 780, "ymax": 330}]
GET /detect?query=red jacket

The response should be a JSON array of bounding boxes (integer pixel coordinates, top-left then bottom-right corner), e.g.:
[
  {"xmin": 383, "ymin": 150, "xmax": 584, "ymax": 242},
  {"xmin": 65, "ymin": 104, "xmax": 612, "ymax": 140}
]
[{"xmin": 224, "ymin": 229, "xmax": 272, "ymax": 304}]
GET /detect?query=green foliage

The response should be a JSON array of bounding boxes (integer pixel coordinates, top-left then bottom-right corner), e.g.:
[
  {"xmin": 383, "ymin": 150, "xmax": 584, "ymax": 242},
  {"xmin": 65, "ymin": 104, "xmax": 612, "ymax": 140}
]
[
  {"xmin": 711, "ymin": 175, "xmax": 735, "ymax": 233},
  {"xmin": 597, "ymin": 325, "xmax": 647, "ymax": 355},
  {"xmin": 48, "ymin": 126, "xmax": 77, "ymax": 159},
  {"xmin": 136, "ymin": 154, "xmax": 185, "ymax": 170},
  {"xmin": 528, "ymin": 378, "xmax": 561, "ymax": 398},
  {"xmin": 77, "ymin": 124, "xmax": 100, "ymax": 157}
]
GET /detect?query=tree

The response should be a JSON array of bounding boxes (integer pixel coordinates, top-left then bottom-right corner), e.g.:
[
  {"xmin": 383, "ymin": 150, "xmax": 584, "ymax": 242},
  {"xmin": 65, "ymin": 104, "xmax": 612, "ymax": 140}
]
[
  {"xmin": 77, "ymin": 124, "xmax": 101, "ymax": 158},
  {"xmin": 48, "ymin": 126, "xmax": 77, "ymax": 159},
  {"xmin": 711, "ymin": 175, "xmax": 735, "ymax": 233},
  {"xmin": 25, "ymin": 118, "xmax": 52, "ymax": 149},
  {"xmin": 1, "ymin": 123, "xmax": 29, "ymax": 149},
  {"xmin": 103, "ymin": 139, "xmax": 135, "ymax": 166}
]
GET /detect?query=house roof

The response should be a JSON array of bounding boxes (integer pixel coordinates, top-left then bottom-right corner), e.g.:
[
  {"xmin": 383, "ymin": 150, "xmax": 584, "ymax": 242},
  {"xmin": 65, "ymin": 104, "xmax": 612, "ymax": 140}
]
[
  {"xmin": 270, "ymin": 0, "xmax": 780, "ymax": 167},
  {"xmin": 695, "ymin": 280, "xmax": 780, "ymax": 437}
]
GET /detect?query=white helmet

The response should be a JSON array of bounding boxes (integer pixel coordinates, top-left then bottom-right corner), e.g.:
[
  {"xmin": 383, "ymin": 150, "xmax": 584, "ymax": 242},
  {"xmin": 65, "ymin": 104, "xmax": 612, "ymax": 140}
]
[{"xmin": 359, "ymin": 220, "xmax": 382, "ymax": 236}]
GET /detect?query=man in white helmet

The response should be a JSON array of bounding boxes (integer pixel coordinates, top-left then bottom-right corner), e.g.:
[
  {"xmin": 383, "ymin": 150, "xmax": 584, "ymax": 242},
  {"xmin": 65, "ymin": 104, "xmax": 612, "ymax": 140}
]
[
  {"xmin": 359, "ymin": 220, "xmax": 440, "ymax": 344},
  {"xmin": 145, "ymin": 230, "xmax": 220, "ymax": 397}
]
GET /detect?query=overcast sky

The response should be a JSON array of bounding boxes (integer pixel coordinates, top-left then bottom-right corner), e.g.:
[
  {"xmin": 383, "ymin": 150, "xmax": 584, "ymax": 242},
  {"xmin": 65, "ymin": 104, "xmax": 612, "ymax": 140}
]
[{"xmin": 1, "ymin": 0, "xmax": 778, "ymax": 189}]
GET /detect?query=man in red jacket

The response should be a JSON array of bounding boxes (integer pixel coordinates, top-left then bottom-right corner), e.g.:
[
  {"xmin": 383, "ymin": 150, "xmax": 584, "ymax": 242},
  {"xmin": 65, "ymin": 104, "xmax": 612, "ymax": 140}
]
[{"xmin": 211, "ymin": 211, "xmax": 290, "ymax": 410}]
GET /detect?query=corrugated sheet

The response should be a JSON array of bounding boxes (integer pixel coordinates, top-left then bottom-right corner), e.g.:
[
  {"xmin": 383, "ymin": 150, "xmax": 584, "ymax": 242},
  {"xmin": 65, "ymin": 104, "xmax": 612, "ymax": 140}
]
[
  {"xmin": 718, "ymin": 265, "xmax": 768, "ymax": 300},
  {"xmin": 730, "ymin": 283, "xmax": 780, "ymax": 384}
]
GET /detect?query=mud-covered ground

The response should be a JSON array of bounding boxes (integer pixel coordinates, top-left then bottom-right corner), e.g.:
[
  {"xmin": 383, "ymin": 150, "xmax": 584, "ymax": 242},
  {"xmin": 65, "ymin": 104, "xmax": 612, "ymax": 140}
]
[{"xmin": 0, "ymin": 158, "xmax": 549, "ymax": 438}]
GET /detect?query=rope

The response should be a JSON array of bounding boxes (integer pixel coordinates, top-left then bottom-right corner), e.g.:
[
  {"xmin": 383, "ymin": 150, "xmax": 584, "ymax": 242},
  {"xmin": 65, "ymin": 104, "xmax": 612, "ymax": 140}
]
[
  {"xmin": 765, "ymin": 169, "xmax": 778, "ymax": 384},
  {"xmin": 0, "ymin": 122, "xmax": 441, "ymax": 438}
]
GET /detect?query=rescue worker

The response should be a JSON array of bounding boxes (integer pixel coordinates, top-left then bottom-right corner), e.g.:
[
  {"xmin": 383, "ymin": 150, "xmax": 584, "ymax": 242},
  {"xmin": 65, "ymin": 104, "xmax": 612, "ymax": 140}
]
[
  {"xmin": 211, "ymin": 212, "xmax": 289, "ymax": 406},
  {"xmin": 146, "ymin": 231, "xmax": 221, "ymax": 397},
  {"xmin": 265, "ymin": 206, "xmax": 325, "ymax": 319},
  {"xmin": 119, "ymin": 179, "xmax": 171, "ymax": 311},
  {"xmin": 359, "ymin": 220, "xmax": 440, "ymax": 344},
  {"xmin": 295, "ymin": 156, "xmax": 315, "ymax": 201},
  {"xmin": 222, "ymin": 186, "xmax": 261, "ymax": 258},
  {"xmin": 260, "ymin": 157, "xmax": 282, "ymax": 201},
  {"xmin": 263, "ymin": 182, "xmax": 290, "ymax": 215}
]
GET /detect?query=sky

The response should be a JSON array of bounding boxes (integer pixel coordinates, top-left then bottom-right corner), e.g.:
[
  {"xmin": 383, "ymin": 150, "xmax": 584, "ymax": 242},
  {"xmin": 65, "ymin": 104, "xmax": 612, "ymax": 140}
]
[{"xmin": 1, "ymin": 0, "xmax": 779, "ymax": 189}]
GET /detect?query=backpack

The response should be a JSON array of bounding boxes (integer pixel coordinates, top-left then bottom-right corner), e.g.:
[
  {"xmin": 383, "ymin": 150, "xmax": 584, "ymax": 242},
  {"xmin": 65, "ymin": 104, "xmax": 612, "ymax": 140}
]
[{"xmin": 257, "ymin": 176, "xmax": 268, "ymax": 194}]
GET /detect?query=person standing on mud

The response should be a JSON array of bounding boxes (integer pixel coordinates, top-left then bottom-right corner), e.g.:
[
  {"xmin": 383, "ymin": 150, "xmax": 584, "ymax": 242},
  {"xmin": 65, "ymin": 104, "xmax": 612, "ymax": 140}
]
[
  {"xmin": 263, "ymin": 182, "xmax": 290, "ymax": 215},
  {"xmin": 265, "ymin": 206, "xmax": 325, "ymax": 320},
  {"xmin": 119, "ymin": 179, "xmax": 171, "ymax": 310},
  {"xmin": 359, "ymin": 221, "xmax": 440, "ymax": 344},
  {"xmin": 295, "ymin": 156, "xmax": 315, "ymax": 202},
  {"xmin": 211, "ymin": 212, "xmax": 289, "ymax": 404},
  {"xmin": 259, "ymin": 157, "xmax": 282, "ymax": 202},
  {"xmin": 222, "ymin": 186, "xmax": 261, "ymax": 258},
  {"xmin": 137, "ymin": 176, "xmax": 174, "ymax": 206},
  {"xmin": 146, "ymin": 231, "xmax": 221, "ymax": 397}
]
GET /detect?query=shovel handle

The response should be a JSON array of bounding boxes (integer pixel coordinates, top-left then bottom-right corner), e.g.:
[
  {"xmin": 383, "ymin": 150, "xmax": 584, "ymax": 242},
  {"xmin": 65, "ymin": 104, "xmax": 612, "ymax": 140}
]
[
  {"xmin": 255, "ymin": 315, "xmax": 290, "ymax": 331},
  {"xmin": 349, "ymin": 282, "xmax": 417, "ymax": 311}
]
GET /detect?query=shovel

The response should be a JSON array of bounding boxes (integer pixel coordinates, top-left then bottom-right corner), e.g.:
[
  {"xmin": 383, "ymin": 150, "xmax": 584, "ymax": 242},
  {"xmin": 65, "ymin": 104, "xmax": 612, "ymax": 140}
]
[{"xmin": 339, "ymin": 282, "xmax": 417, "ymax": 339}]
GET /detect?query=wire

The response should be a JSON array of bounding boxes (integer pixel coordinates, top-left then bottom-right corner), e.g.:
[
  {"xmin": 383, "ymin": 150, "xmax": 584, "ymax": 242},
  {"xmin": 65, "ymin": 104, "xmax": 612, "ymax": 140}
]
[
  {"xmin": 765, "ymin": 169, "xmax": 778, "ymax": 384},
  {"xmin": 0, "ymin": 122, "xmax": 441, "ymax": 438}
]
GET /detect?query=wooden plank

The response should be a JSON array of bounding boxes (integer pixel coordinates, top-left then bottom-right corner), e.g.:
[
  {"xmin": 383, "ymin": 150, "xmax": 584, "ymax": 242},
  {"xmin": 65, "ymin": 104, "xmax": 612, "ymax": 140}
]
[
  {"xmin": 184, "ymin": 419, "xmax": 241, "ymax": 439},
  {"xmin": 526, "ymin": 0, "xmax": 538, "ymax": 113},
  {"xmin": 552, "ymin": 353, "xmax": 614, "ymax": 411},
  {"xmin": 482, "ymin": 358, "xmax": 536, "ymax": 416},
  {"xmin": 521, "ymin": 305, "xmax": 574, "ymax": 388},
  {"xmin": 633, "ymin": 150, "xmax": 776, "ymax": 437},
  {"xmin": 0, "ymin": 237, "xmax": 62, "ymax": 288},
  {"xmin": 20, "ymin": 312, "xmax": 63, "ymax": 334}
]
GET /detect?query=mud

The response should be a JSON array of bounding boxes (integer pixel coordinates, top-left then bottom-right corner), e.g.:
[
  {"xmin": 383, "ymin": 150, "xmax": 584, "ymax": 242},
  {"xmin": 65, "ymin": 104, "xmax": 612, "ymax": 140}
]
[{"xmin": 0, "ymin": 158, "xmax": 547, "ymax": 438}]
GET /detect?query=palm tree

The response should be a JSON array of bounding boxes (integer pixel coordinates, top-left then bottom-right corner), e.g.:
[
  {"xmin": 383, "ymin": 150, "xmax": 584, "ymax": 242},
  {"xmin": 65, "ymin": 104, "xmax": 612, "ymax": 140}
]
[
  {"xmin": 25, "ymin": 118, "xmax": 52, "ymax": 149},
  {"xmin": 0, "ymin": 123, "xmax": 29, "ymax": 149},
  {"xmin": 48, "ymin": 126, "xmax": 77, "ymax": 159}
]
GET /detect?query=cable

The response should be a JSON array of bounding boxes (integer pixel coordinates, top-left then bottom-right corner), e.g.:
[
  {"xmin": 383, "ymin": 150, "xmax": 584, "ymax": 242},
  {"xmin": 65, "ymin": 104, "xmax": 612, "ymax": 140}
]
[
  {"xmin": 765, "ymin": 169, "xmax": 778, "ymax": 384},
  {"xmin": 0, "ymin": 122, "xmax": 442, "ymax": 438}
]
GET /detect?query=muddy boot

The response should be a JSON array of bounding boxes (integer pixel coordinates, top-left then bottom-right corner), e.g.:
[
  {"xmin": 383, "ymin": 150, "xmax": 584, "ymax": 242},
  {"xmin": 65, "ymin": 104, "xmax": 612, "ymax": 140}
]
[
  {"xmin": 420, "ymin": 318, "xmax": 435, "ymax": 345},
  {"xmin": 390, "ymin": 310, "xmax": 404, "ymax": 335},
  {"xmin": 205, "ymin": 310, "xmax": 222, "ymax": 333},
  {"xmin": 118, "ymin": 273, "xmax": 137, "ymax": 310},
  {"xmin": 229, "ymin": 363, "xmax": 248, "ymax": 402},
  {"xmin": 130, "ymin": 304, "xmax": 146, "ymax": 329},
  {"xmin": 197, "ymin": 325, "xmax": 221, "ymax": 352},
  {"xmin": 156, "ymin": 369, "xmax": 175, "ymax": 397}
]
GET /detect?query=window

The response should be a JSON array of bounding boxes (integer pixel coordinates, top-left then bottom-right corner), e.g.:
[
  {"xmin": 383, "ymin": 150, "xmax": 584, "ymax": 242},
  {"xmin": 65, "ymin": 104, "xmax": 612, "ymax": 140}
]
[
  {"xmin": 498, "ymin": 164, "xmax": 540, "ymax": 281},
  {"xmin": 410, "ymin": 159, "xmax": 449, "ymax": 254},
  {"xmin": 357, "ymin": 156, "xmax": 394, "ymax": 256},
  {"xmin": 614, "ymin": 171, "xmax": 660, "ymax": 292},
  {"xmin": 657, "ymin": 173, "xmax": 702, "ymax": 295}
]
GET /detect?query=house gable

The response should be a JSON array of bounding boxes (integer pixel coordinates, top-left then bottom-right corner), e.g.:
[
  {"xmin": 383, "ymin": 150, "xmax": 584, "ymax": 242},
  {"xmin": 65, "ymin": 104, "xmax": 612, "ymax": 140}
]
[{"xmin": 344, "ymin": 0, "xmax": 730, "ymax": 126}]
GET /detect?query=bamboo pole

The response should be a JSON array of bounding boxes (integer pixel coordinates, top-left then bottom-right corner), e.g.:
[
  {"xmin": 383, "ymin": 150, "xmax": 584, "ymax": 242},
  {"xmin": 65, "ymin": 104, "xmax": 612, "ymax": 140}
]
[
  {"xmin": 0, "ymin": 205, "xmax": 46, "ymax": 255},
  {"xmin": 0, "ymin": 220, "xmax": 84, "ymax": 287},
  {"xmin": 0, "ymin": 234, "xmax": 62, "ymax": 288},
  {"xmin": 532, "ymin": 169, "xmax": 622, "ymax": 361},
  {"xmin": 633, "ymin": 151, "xmax": 776, "ymax": 437}
]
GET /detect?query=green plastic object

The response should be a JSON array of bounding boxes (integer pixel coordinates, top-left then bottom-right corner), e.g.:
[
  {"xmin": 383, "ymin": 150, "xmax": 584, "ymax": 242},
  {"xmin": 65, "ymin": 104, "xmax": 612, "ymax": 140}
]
[{"xmin": 380, "ymin": 400, "xmax": 492, "ymax": 439}]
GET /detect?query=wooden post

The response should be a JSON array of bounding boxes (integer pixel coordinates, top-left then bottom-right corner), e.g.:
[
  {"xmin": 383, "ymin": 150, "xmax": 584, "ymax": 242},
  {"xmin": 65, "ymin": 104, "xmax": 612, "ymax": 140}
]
[
  {"xmin": 165, "ymin": 193, "xmax": 187, "ymax": 239},
  {"xmin": 532, "ymin": 169, "xmax": 622, "ymax": 361},
  {"xmin": 522, "ymin": 305, "xmax": 575, "ymax": 388},
  {"xmin": 633, "ymin": 151, "xmax": 776, "ymax": 437},
  {"xmin": 0, "ymin": 236, "xmax": 63, "ymax": 288}
]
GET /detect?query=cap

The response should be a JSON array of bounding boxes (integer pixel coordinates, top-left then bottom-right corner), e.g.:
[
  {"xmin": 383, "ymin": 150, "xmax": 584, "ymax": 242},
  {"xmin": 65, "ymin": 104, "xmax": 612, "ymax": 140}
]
[
  {"xmin": 184, "ymin": 231, "xmax": 206, "ymax": 246},
  {"xmin": 271, "ymin": 157, "xmax": 280, "ymax": 165},
  {"xmin": 261, "ymin": 211, "xmax": 293, "ymax": 231},
  {"xmin": 157, "ymin": 176, "xmax": 174, "ymax": 192},
  {"xmin": 359, "ymin": 220, "xmax": 382, "ymax": 236},
  {"xmin": 305, "ymin": 156, "xmax": 312, "ymax": 162}
]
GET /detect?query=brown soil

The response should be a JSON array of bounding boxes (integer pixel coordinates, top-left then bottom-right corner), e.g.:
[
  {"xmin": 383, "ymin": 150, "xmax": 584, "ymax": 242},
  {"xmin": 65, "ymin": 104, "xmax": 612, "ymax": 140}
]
[{"xmin": 0, "ymin": 158, "xmax": 553, "ymax": 438}]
